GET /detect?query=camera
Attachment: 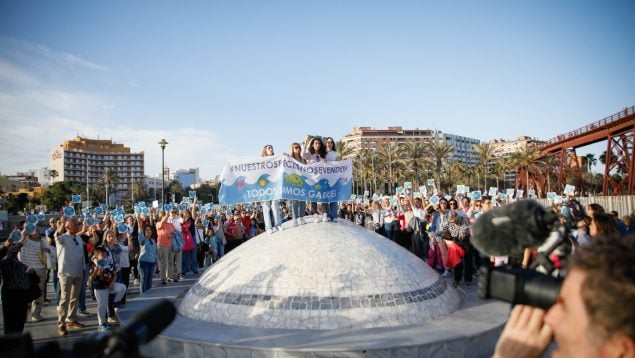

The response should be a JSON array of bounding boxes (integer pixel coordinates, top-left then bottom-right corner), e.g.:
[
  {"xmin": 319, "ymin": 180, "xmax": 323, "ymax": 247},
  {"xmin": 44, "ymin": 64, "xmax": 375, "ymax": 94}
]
[
  {"xmin": 478, "ymin": 266, "xmax": 563, "ymax": 310},
  {"xmin": 473, "ymin": 201, "xmax": 574, "ymax": 310}
]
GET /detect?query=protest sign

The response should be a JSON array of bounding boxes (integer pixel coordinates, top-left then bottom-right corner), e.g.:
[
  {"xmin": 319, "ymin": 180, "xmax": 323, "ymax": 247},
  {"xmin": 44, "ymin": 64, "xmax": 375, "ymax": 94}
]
[{"xmin": 218, "ymin": 155, "xmax": 352, "ymax": 205}]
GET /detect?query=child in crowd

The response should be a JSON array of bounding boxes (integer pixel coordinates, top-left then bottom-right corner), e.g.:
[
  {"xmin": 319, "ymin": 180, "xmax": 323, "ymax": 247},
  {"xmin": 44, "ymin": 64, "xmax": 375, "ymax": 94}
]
[{"xmin": 90, "ymin": 247, "xmax": 126, "ymax": 331}]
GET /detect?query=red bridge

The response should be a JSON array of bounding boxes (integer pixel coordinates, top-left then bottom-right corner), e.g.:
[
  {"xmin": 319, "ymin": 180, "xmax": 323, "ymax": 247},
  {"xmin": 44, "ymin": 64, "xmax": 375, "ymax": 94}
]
[{"xmin": 531, "ymin": 106, "xmax": 635, "ymax": 196}]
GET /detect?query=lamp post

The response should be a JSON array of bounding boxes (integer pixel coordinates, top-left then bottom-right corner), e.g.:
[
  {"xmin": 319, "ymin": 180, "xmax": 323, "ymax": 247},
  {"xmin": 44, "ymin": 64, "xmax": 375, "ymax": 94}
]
[{"xmin": 159, "ymin": 139, "xmax": 168, "ymax": 208}]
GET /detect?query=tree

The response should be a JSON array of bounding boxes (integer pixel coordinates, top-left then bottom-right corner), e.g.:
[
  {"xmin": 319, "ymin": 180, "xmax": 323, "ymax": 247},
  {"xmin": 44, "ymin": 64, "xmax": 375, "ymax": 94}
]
[
  {"xmin": 376, "ymin": 142, "xmax": 402, "ymax": 195},
  {"xmin": 42, "ymin": 181, "xmax": 86, "ymax": 211},
  {"xmin": 190, "ymin": 183, "xmax": 219, "ymax": 204},
  {"xmin": 582, "ymin": 153, "xmax": 597, "ymax": 173},
  {"xmin": 100, "ymin": 169, "xmax": 119, "ymax": 206},
  {"xmin": 335, "ymin": 140, "xmax": 354, "ymax": 159},
  {"xmin": 131, "ymin": 179, "xmax": 147, "ymax": 203},
  {"xmin": 428, "ymin": 141, "xmax": 454, "ymax": 192},
  {"xmin": 509, "ymin": 148, "xmax": 540, "ymax": 191},
  {"xmin": 473, "ymin": 143, "xmax": 494, "ymax": 191},
  {"xmin": 446, "ymin": 161, "xmax": 468, "ymax": 190},
  {"xmin": 49, "ymin": 169, "xmax": 59, "ymax": 184},
  {"xmin": 493, "ymin": 157, "xmax": 510, "ymax": 190},
  {"xmin": 167, "ymin": 179, "xmax": 185, "ymax": 203},
  {"xmin": 353, "ymin": 150, "xmax": 372, "ymax": 195},
  {"xmin": 539, "ymin": 154, "xmax": 559, "ymax": 195},
  {"xmin": 397, "ymin": 140, "xmax": 427, "ymax": 188},
  {"xmin": 5, "ymin": 193, "xmax": 29, "ymax": 215}
]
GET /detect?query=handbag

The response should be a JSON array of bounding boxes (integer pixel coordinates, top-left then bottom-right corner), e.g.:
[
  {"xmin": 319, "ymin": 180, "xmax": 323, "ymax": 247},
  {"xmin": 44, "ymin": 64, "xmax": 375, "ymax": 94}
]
[{"xmin": 172, "ymin": 231, "xmax": 183, "ymax": 252}]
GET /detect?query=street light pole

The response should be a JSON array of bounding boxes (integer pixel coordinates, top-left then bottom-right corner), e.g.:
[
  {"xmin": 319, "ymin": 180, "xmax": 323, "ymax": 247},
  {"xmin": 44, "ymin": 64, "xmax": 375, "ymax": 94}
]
[{"xmin": 159, "ymin": 139, "xmax": 168, "ymax": 208}]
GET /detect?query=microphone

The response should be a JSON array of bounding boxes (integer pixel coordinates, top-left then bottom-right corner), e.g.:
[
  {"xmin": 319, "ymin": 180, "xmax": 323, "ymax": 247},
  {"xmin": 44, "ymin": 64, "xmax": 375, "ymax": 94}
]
[
  {"xmin": 103, "ymin": 299, "xmax": 176, "ymax": 357},
  {"xmin": 472, "ymin": 200, "xmax": 558, "ymax": 257}
]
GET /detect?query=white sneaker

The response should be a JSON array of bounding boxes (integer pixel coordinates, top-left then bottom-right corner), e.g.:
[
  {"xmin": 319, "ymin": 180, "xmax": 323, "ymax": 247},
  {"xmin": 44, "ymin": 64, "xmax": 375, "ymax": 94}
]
[
  {"xmin": 299, "ymin": 217, "xmax": 307, "ymax": 225},
  {"xmin": 266, "ymin": 228, "xmax": 274, "ymax": 234},
  {"xmin": 441, "ymin": 270, "xmax": 451, "ymax": 277},
  {"xmin": 276, "ymin": 225, "xmax": 284, "ymax": 232},
  {"xmin": 314, "ymin": 216, "xmax": 321, "ymax": 224},
  {"xmin": 293, "ymin": 219, "xmax": 298, "ymax": 227},
  {"xmin": 322, "ymin": 213, "xmax": 328, "ymax": 222}
]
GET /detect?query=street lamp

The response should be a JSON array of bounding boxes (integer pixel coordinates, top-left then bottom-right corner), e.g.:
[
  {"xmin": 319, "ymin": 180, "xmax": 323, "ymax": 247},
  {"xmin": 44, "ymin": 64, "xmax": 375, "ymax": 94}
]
[{"xmin": 159, "ymin": 139, "xmax": 168, "ymax": 208}]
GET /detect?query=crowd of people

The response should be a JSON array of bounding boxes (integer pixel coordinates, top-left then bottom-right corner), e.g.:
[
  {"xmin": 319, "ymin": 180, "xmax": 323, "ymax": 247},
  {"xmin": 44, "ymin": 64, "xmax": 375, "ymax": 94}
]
[{"xmin": 1, "ymin": 135, "xmax": 634, "ymax": 354}]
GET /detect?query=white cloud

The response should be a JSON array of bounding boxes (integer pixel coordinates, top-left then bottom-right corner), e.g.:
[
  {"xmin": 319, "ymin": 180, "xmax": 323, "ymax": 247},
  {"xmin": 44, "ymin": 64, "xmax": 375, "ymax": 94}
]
[{"xmin": 0, "ymin": 36, "xmax": 236, "ymax": 180}]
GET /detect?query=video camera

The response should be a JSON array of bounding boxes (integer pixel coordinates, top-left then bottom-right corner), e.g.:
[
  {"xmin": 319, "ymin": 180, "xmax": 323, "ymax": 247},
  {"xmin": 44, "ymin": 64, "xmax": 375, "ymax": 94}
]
[
  {"xmin": 472, "ymin": 200, "xmax": 575, "ymax": 310},
  {"xmin": 1, "ymin": 299, "xmax": 176, "ymax": 358}
]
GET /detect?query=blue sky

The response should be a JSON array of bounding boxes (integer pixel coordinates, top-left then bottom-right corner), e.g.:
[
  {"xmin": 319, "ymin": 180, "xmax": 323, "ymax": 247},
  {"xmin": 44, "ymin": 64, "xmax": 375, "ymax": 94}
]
[{"xmin": 0, "ymin": 1, "xmax": 633, "ymax": 180}]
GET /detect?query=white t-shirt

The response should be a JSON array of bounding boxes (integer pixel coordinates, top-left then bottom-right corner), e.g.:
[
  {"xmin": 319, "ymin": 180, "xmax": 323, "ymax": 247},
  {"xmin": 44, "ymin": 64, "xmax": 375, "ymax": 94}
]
[{"xmin": 169, "ymin": 216, "xmax": 183, "ymax": 232}]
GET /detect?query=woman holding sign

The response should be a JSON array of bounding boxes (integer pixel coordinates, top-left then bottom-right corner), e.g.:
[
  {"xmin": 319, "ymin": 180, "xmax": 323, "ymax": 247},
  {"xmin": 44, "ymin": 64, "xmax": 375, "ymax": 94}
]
[
  {"xmin": 287, "ymin": 142, "xmax": 307, "ymax": 226},
  {"xmin": 302, "ymin": 136, "xmax": 327, "ymax": 222},
  {"xmin": 324, "ymin": 137, "xmax": 339, "ymax": 222},
  {"xmin": 261, "ymin": 145, "xmax": 283, "ymax": 234}
]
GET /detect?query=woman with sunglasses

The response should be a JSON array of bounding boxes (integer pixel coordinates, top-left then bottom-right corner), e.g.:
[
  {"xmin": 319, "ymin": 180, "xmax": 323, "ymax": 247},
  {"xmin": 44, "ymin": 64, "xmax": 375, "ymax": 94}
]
[{"xmin": 302, "ymin": 136, "xmax": 328, "ymax": 222}]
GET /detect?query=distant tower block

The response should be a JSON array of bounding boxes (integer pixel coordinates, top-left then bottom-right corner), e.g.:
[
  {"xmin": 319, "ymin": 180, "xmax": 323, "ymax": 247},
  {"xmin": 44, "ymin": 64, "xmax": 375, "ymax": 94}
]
[{"xmin": 179, "ymin": 221, "xmax": 462, "ymax": 330}]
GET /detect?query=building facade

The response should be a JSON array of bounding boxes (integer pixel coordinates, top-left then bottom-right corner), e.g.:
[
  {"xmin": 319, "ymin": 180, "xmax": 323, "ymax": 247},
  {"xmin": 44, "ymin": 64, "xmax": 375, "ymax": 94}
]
[
  {"xmin": 341, "ymin": 126, "xmax": 480, "ymax": 165},
  {"xmin": 488, "ymin": 136, "xmax": 544, "ymax": 186},
  {"xmin": 175, "ymin": 168, "xmax": 200, "ymax": 188},
  {"xmin": 50, "ymin": 137, "xmax": 144, "ymax": 205}
]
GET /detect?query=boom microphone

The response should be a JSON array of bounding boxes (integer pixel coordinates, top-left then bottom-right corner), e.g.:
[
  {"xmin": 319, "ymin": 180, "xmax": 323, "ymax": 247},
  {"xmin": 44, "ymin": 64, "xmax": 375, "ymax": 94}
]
[
  {"xmin": 472, "ymin": 200, "xmax": 558, "ymax": 257},
  {"xmin": 102, "ymin": 299, "xmax": 177, "ymax": 357}
]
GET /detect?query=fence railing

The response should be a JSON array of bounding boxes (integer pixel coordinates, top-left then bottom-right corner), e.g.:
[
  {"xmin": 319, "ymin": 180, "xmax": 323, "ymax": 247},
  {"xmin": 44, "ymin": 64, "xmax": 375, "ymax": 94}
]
[
  {"xmin": 536, "ymin": 195, "xmax": 635, "ymax": 218},
  {"xmin": 540, "ymin": 106, "xmax": 635, "ymax": 149}
]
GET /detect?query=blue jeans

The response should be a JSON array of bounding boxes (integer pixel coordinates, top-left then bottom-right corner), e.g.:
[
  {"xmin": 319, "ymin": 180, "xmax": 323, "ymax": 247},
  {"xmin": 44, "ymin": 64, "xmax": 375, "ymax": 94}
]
[
  {"xmin": 263, "ymin": 200, "xmax": 281, "ymax": 230},
  {"xmin": 138, "ymin": 260, "xmax": 155, "ymax": 294},
  {"xmin": 384, "ymin": 221, "xmax": 395, "ymax": 241},
  {"xmin": 328, "ymin": 202, "xmax": 338, "ymax": 221},
  {"xmin": 216, "ymin": 240, "xmax": 225, "ymax": 258},
  {"xmin": 291, "ymin": 200, "xmax": 306, "ymax": 220},
  {"xmin": 181, "ymin": 250, "xmax": 198, "ymax": 274},
  {"xmin": 52, "ymin": 270, "xmax": 60, "ymax": 305}
]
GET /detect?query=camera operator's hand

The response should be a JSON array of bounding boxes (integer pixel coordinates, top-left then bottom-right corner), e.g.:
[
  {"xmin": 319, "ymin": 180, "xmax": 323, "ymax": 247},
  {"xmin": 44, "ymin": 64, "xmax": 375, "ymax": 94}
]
[{"xmin": 494, "ymin": 304, "xmax": 553, "ymax": 358}]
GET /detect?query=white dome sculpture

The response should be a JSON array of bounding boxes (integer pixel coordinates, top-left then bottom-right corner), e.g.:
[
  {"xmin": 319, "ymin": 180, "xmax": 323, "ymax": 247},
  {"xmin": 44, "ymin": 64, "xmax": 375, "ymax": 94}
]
[{"xmin": 179, "ymin": 219, "xmax": 462, "ymax": 330}]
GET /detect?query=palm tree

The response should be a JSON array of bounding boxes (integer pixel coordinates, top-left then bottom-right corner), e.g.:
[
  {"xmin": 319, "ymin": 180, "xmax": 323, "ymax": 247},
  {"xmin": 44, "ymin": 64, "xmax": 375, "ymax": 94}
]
[
  {"xmin": 540, "ymin": 154, "xmax": 559, "ymax": 195},
  {"xmin": 428, "ymin": 140, "xmax": 454, "ymax": 192},
  {"xmin": 377, "ymin": 142, "xmax": 401, "ymax": 194},
  {"xmin": 353, "ymin": 149, "xmax": 376, "ymax": 195},
  {"xmin": 446, "ymin": 161, "xmax": 468, "ymax": 189},
  {"xmin": 335, "ymin": 140, "xmax": 354, "ymax": 159},
  {"xmin": 397, "ymin": 140, "xmax": 427, "ymax": 188},
  {"xmin": 493, "ymin": 157, "xmax": 509, "ymax": 190},
  {"xmin": 100, "ymin": 169, "xmax": 118, "ymax": 206},
  {"xmin": 583, "ymin": 153, "xmax": 597, "ymax": 173},
  {"xmin": 509, "ymin": 148, "xmax": 540, "ymax": 192},
  {"xmin": 473, "ymin": 143, "xmax": 494, "ymax": 192},
  {"xmin": 49, "ymin": 169, "xmax": 59, "ymax": 184}
]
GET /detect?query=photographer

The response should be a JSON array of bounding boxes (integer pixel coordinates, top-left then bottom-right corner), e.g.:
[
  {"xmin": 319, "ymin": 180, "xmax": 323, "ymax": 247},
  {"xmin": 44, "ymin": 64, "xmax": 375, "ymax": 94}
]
[{"xmin": 494, "ymin": 233, "xmax": 635, "ymax": 357}]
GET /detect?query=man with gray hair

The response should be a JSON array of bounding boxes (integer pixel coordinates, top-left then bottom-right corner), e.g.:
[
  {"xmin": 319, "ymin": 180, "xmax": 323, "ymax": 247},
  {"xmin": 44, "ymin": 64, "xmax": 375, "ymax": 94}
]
[{"xmin": 55, "ymin": 218, "xmax": 86, "ymax": 336}]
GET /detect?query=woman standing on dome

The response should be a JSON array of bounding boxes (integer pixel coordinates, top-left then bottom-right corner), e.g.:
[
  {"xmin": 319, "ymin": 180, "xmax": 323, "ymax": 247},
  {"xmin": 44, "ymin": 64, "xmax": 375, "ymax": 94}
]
[
  {"xmin": 323, "ymin": 137, "xmax": 339, "ymax": 222},
  {"xmin": 261, "ymin": 144, "xmax": 283, "ymax": 234},
  {"xmin": 302, "ymin": 136, "xmax": 327, "ymax": 222},
  {"xmin": 286, "ymin": 142, "xmax": 307, "ymax": 226}
]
